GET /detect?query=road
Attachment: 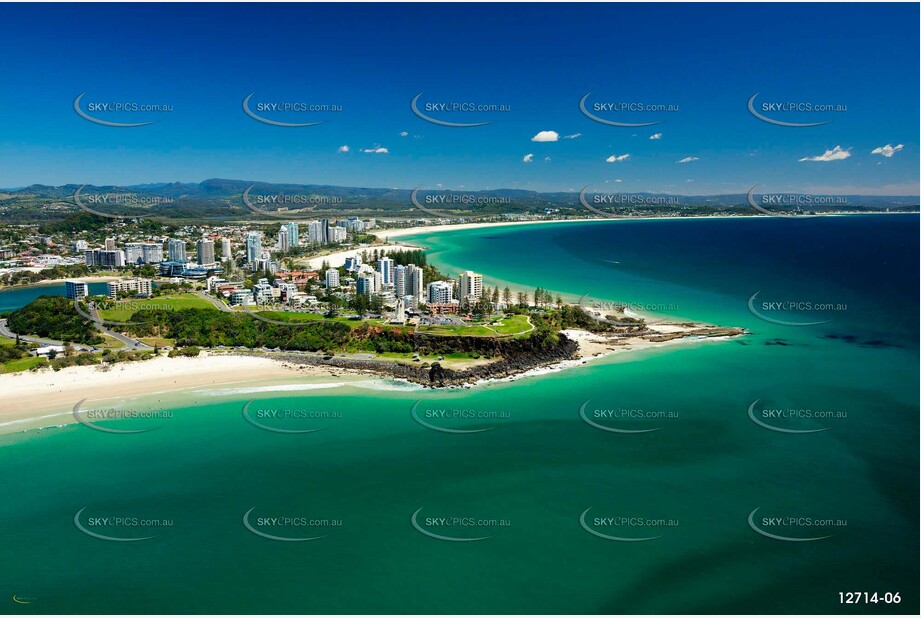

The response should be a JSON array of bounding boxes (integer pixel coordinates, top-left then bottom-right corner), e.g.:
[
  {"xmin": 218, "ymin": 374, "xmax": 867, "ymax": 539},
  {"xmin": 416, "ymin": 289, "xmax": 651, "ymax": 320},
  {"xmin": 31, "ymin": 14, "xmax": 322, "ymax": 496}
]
[
  {"xmin": 195, "ymin": 291, "xmax": 233, "ymax": 312},
  {"xmin": 0, "ymin": 319, "xmax": 93, "ymax": 351},
  {"xmin": 86, "ymin": 306, "xmax": 152, "ymax": 350}
]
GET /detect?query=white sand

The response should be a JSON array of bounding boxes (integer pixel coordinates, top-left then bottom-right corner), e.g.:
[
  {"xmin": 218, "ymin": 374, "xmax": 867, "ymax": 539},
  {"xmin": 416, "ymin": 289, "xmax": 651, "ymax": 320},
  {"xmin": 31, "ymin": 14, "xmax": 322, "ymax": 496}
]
[{"xmin": 0, "ymin": 354, "xmax": 353, "ymax": 435}]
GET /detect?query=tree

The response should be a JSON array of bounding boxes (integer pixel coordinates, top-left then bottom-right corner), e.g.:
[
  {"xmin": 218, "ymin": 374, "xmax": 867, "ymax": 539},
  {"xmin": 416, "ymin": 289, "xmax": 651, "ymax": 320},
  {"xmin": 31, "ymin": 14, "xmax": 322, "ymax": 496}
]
[
  {"xmin": 351, "ymin": 294, "xmax": 370, "ymax": 318},
  {"xmin": 555, "ymin": 294, "xmax": 563, "ymax": 309},
  {"xmin": 492, "ymin": 287, "xmax": 500, "ymax": 305},
  {"xmin": 503, "ymin": 287, "xmax": 512, "ymax": 307}
]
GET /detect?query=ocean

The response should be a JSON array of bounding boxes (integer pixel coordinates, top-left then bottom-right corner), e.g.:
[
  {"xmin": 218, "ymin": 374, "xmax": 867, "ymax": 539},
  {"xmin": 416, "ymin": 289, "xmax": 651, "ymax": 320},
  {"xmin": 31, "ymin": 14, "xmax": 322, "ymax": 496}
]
[{"xmin": 1, "ymin": 215, "xmax": 917, "ymax": 613}]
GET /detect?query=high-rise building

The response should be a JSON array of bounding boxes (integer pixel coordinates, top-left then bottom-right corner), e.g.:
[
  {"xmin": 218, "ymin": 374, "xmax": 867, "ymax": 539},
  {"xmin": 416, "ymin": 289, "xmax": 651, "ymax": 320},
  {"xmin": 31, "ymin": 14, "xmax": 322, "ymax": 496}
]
[
  {"xmin": 85, "ymin": 248, "xmax": 126, "ymax": 268},
  {"xmin": 427, "ymin": 281, "xmax": 454, "ymax": 304},
  {"xmin": 245, "ymin": 232, "xmax": 262, "ymax": 266},
  {"xmin": 394, "ymin": 265, "xmax": 407, "ymax": 296},
  {"xmin": 107, "ymin": 279, "xmax": 152, "ymax": 299},
  {"xmin": 378, "ymin": 257, "xmax": 393, "ymax": 287},
  {"xmin": 356, "ymin": 274, "xmax": 372, "ymax": 297},
  {"xmin": 325, "ymin": 269, "xmax": 340, "ymax": 288},
  {"xmin": 307, "ymin": 221, "xmax": 323, "ymax": 245},
  {"xmin": 65, "ymin": 280, "xmax": 88, "ymax": 300},
  {"xmin": 72, "ymin": 240, "xmax": 88, "ymax": 252},
  {"xmin": 277, "ymin": 227, "xmax": 290, "ymax": 251},
  {"xmin": 104, "ymin": 238, "xmax": 116, "ymax": 251},
  {"xmin": 221, "ymin": 238, "xmax": 232, "ymax": 259},
  {"xmin": 125, "ymin": 242, "xmax": 163, "ymax": 265},
  {"xmin": 197, "ymin": 239, "xmax": 215, "ymax": 266},
  {"xmin": 459, "ymin": 270, "xmax": 483, "ymax": 300},
  {"xmin": 329, "ymin": 226, "xmax": 346, "ymax": 243},
  {"xmin": 285, "ymin": 222, "xmax": 299, "ymax": 247},
  {"xmin": 168, "ymin": 238, "xmax": 186, "ymax": 262},
  {"xmin": 408, "ymin": 264, "xmax": 424, "ymax": 301}
]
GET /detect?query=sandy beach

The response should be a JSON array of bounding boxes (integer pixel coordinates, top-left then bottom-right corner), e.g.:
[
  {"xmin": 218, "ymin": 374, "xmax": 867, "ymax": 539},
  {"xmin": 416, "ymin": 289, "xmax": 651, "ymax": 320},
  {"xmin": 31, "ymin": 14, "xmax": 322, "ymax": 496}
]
[{"xmin": 0, "ymin": 354, "xmax": 366, "ymax": 436}]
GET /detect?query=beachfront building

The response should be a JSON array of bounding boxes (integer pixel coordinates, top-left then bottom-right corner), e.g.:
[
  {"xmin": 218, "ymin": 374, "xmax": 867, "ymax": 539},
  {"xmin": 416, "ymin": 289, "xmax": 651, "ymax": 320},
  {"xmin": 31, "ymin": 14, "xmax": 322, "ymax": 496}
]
[
  {"xmin": 65, "ymin": 280, "xmax": 88, "ymax": 300},
  {"xmin": 378, "ymin": 257, "xmax": 393, "ymax": 288},
  {"xmin": 107, "ymin": 278, "xmax": 152, "ymax": 299},
  {"xmin": 408, "ymin": 264, "xmax": 424, "ymax": 301},
  {"xmin": 329, "ymin": 226, "xmax": 346, "ymax": 243},
  {"xmin": 458, "ymin": 270, "xmax": 483, "ymax": 301},
  {"xmin": 394, "ymin": 265, "xmax": 406, "ymax": 296},
  {"xmin": 344, "ymin": 255, "xmax": 362, "ymax": 273},
  {"xmin": 104, "ymin": 238, "xmax": 116, "ymax": 251},
  {"xmin": 427, "ymin": 280, "xmax": 454, "ymax": 304},
  {"xmin": 325, "ymin": 269, "xmax": 340, "ymax": 288},
  {"xmin": 221, "ymin": 238, "xmax": 232, "ymax": 259}
]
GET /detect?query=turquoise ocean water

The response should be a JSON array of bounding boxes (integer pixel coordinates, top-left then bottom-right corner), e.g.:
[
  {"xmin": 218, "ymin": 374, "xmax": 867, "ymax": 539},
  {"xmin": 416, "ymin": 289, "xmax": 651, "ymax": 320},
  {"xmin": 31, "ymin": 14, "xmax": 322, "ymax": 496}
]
[{"xmin": 1, "ymin": 216, "xmax": 917, "ymax": 613}]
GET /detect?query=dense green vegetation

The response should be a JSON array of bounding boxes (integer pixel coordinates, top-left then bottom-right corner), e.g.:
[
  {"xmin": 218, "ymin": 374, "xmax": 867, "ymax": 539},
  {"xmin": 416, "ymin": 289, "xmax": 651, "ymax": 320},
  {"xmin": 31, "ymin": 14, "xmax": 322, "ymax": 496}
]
[
  {"xmin": 123, "ymin": 308, "xmax": 354, "ymax": 351},
  {"xmin": 6, "ymin": 296, "xmax": 104, "ymax": 344}
]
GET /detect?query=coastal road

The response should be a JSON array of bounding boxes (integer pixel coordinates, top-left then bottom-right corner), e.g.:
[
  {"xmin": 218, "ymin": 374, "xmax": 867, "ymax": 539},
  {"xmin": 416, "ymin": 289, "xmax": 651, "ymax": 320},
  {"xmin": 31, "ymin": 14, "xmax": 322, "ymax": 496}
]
[
  {"xmin": 195, "ymin": 291, "xmax": 233, "ymax": 312},
  {"xmin": 86, "ymin": 307, "xmax": 152, "ymax": 351},
  {"xmin": 0, "ymin": 319, "xmax": 93, "ymax": 351}
]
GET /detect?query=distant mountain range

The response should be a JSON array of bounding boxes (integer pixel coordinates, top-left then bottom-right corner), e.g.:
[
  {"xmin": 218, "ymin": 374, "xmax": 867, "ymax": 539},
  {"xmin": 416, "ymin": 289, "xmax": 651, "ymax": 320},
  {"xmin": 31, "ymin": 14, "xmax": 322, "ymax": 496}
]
[{"xmin": 1, "ymin": 179, "xmax": 917, "ymax": 223}]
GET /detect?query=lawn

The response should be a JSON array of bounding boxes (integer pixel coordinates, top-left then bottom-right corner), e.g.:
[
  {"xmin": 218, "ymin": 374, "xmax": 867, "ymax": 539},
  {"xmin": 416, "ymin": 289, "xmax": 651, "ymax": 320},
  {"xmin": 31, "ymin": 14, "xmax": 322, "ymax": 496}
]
[
  {"xmin": 416, "ymin": 314, "xmax": 532, "ymax": 337},
  {"xmin": 98, "ymin": 294, "xmax": 215, "ymax": 322},
  {"xmin": 1, "ymin": 356, "xmax": 43, "ymax": 373}
]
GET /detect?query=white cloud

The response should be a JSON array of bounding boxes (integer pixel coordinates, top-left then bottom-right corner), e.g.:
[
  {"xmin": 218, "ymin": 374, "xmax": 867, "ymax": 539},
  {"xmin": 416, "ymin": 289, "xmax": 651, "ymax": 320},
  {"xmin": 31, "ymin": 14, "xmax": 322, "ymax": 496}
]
[
  {"xmin": 649, "ymin": 133, "xmax": 663, "ymax": 140},
  {"xmin": 522, "ymin": 153, "xmax": 534, "ymax": 163},
  {"xmin": 399, "ymin": 131, "xmax": 409, "ymax": 137},
  {"xmin": 799, "ymin": 146, "xmax": 850, "ymax": 162},
  {"xmin": 870, "ymin": 144, "xmax": 904, "ymax": 158},
  {"xmin": 563, "ymin": 133, "xmax": 581, "ymax": 139},
  {"xmin": 531, "ymin": 130, "xmax": 559, "ymax": 142},
  {"xmin": 337, "ymin": 145, "xmax": 349, "ymax": 153},
  {"xmin": 677, "ymin": 156, "xmax": 699, "ymax": 164},
  {"xmin": 605, "ymin": 153, "xmax": 630, "ymax": 163},
  {"xmin": 361, "ymin": 146, "xmax": 389, "ymax": 154}
]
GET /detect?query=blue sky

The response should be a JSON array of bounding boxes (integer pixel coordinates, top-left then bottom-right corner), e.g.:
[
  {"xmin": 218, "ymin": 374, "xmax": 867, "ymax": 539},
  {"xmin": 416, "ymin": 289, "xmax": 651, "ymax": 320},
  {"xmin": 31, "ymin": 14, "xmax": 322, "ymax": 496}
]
[{"xmin": 0, "ymin": 3, "xmax": 918, "ymax": 195}]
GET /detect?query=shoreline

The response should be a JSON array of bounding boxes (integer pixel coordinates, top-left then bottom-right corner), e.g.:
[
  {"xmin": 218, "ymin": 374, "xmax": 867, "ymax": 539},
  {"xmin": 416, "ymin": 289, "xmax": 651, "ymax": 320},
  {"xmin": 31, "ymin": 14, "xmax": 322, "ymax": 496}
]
[
  {"xmin": 373, "ymin": 210, "xmax": 918, "ymax": 242},
  {"xmin": 0, "ymin": 322, "xmax": 744, "ymax": 436}
]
